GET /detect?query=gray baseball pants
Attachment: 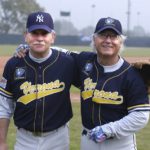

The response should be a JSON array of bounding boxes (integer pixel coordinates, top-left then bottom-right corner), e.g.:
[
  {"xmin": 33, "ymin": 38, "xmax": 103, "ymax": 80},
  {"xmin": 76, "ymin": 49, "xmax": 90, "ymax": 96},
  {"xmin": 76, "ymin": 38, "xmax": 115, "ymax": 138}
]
[
  {"xmin": 14, "ymin": 124, "xmax": 69, "ymax": 150},
  {"xmin": 81, "ymin": 132, "xmax": 137, "ymax": 150}
]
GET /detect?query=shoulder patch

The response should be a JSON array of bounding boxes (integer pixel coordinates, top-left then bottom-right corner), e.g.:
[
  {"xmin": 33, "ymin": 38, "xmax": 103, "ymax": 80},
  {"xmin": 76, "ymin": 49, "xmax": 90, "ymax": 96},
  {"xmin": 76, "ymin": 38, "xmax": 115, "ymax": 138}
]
[{"xmin": 14, "ymin": 67, "xmax": 26, "ymax": 80}]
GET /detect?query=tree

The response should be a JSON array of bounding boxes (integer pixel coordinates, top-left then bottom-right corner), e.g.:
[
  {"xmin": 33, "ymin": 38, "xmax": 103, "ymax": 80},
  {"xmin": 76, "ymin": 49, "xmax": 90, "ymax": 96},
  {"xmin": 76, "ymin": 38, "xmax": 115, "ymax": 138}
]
[
  {"xmin": 0, "ymin": 0, "xmax": 44, "ymax": 34},
  {"xmin": 132, "ymin": 25, "xmax": 146, "ymax": 37},
  {"xmin": 54, "ymin": 20, "xmax": 79, "ymax": 35},
  {"xmin": 80, "ymin": 26, "xmax": 94, "ymax": 36}
]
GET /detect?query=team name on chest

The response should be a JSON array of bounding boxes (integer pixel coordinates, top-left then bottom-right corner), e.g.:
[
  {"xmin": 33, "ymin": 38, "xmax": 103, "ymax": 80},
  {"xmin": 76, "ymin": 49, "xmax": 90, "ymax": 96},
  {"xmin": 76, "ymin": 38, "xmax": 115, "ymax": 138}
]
[
  {"xmin": 18, "ymin": 80, "xmax": 65, "ymax": 105},
  {"xmin": 82, "ymin": 78, "xmax": 123, "ymax": 105}
]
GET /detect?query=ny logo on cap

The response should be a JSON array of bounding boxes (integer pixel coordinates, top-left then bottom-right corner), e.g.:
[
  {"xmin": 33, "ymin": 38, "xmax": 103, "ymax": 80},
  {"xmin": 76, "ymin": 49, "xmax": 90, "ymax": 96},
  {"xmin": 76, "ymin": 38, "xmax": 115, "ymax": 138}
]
[
  {"xmin": 36, "ymin": 14, "xmax": 44, "ymax": 23},
  {"xmin": 105, "ymin": 18, "xmax": 114, "ymax": 25}
]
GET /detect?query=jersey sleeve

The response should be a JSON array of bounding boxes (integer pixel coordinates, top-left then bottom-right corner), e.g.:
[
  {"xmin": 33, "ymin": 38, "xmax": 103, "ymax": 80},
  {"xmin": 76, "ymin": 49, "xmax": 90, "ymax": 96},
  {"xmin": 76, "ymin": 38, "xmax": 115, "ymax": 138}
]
[
  {"xmin": 126, "ymin": 68, "xmax": 150, "ymax": 113},
  {"xmin": 0, "ymin": 60, "xmax": 13, "ymax": 94}
]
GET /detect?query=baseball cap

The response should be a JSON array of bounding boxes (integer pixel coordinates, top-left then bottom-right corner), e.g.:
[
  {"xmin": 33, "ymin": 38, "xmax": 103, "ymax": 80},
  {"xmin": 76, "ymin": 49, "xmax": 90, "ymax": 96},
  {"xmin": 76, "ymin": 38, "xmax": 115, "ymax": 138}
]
[
  {"xmin": 26, "ymin": 11, "xmax": 54, "ymax": 33},
  {"xmin": 94, "ymin": 17, "xmax": 122, "ymax": 35}
]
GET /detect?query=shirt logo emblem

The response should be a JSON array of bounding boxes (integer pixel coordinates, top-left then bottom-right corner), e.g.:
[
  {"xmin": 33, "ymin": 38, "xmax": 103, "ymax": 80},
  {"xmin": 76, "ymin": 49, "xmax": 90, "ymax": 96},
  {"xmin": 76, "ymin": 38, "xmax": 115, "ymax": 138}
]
[
  {"xmin": 15, "ymin": 67, "xmax": 26, "ymax": 80},
  {"xmin": 83, "ymin": 62, "xmax": 93, "ymax": 76}
]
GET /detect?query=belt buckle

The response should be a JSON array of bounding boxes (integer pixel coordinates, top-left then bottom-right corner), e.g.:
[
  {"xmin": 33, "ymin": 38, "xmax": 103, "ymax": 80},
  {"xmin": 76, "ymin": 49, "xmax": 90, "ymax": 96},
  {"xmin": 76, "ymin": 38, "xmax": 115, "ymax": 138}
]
[{"xmin": 32, "ymin": 132, "xmax": 42, "ymax": 136}]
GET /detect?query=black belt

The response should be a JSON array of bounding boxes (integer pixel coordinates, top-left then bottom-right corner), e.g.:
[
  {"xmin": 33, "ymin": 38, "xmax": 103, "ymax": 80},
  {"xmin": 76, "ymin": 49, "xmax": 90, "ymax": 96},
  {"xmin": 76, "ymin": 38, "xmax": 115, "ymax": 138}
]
[
  {"xmin": 32, "ymin": 125, "xmax": 66, "ymax": 136},
  {"xmin": 32, "ymin": 132, "xmax": 43, "ymax": 136},
  {"xmin": 19, "ymin": 125, "xmax": 66, "ymax": 137}
]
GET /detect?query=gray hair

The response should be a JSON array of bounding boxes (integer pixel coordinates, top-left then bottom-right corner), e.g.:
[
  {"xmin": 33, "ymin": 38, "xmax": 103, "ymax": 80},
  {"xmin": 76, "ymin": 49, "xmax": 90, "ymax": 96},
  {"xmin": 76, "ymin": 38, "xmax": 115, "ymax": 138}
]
[{"xmin": 91, "ymin": 33, "xmax": 127, "ymax": 54}]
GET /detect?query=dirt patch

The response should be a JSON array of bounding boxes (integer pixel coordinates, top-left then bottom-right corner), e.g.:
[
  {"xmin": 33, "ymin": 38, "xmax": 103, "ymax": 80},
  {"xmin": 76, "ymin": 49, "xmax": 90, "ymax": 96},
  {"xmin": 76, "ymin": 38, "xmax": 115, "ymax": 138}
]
[
  {"xmin": 70, "ymin": 93, "xmax": 80, "ymax": 102},
  {"xmin": 0, "ymin": 56, "xmax": 10, "ymax": 77},
  {"xmin": 125, "ymin": 57, "xmax": 150, "ymax": 64}
]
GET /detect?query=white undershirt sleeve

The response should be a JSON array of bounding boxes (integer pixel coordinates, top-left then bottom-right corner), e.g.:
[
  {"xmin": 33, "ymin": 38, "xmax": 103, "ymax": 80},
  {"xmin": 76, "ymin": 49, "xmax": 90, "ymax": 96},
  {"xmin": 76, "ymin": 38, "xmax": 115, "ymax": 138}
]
[
  {"xmin": 101, "ymin": 111, "xmax": 149, "ymax": 139},
  {"xmin": 0, "ymin": 95, "xmax": 15, "ymax": 119}
]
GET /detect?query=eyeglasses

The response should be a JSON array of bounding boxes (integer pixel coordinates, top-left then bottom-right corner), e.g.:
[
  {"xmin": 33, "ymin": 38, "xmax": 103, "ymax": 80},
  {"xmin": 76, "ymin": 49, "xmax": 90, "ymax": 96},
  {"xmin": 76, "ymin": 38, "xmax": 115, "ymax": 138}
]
[{"xmin": 98, "ymin": 32, "xmax": 119, "ymax": 40}]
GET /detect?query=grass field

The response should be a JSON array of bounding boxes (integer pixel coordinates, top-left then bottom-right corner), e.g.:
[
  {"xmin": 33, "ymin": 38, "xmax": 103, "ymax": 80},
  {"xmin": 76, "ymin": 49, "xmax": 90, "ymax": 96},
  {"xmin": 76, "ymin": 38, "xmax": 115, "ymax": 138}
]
[
  {"xmin": 0, "ymin": 44, "xmax": 150, "ymax": 56},
  {"xmin": 0, "ymin": 45, "xmax": 150, "ymax": 150}
]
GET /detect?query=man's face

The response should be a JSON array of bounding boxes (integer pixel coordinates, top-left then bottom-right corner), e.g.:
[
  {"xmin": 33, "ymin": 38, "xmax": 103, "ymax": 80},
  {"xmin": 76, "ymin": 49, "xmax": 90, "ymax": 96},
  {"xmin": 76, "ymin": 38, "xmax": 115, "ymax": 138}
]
[
  {"xmin": 24, "ymin": 29, "xmax": 55, "ymax": 57},
  {"xmin": 94, "ymin": 29, "xmax": 122, "ymax": 58}
]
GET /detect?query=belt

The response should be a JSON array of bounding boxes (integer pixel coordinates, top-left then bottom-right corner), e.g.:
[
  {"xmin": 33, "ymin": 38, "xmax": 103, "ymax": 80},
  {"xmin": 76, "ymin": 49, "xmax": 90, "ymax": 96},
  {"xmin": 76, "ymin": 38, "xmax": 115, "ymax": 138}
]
[
  {"xmin": 32, "ymin": 125, "xmax": 66, "ymax": 137},
  {"xmin": 32, "ymin": 132, "xmax": 45, "ymax": 137},
  {"xmin": 19, "ymin": 124, "xmax": 67, "ymax": 137}
]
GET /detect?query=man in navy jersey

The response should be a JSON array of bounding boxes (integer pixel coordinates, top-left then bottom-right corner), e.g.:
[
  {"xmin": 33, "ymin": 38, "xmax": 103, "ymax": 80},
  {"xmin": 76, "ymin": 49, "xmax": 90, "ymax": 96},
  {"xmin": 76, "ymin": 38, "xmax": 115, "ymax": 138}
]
[
  {"xmin": 11, "ymin": 17, "xmax": 150, "ymax": 150},
  {"xmin": 0, "ymin": 11, "xmax": 78, "ymax": 150},
  {"xmin": 73, "ymin": 17, "xmax": 150, "ymax": 150}
]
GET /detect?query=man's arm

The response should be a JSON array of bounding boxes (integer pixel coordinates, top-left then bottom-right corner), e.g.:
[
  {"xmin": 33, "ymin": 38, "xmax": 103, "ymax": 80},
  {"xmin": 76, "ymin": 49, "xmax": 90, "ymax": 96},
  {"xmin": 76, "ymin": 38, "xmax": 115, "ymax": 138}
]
[
  {"xmin": 14, "ymin": 44, "xmax": 79, "ymax": 57},
  {"xmin": 88, "ymin": 111, "xmax": 149, "ymax": 143},
  {"xmin": 0, "ymin": 91, "xmax": 14, "ymax": 150},
  {"xmin": 101, "ymin": 111, "xmax": 149, "ymax": 139},
  {"xmin": 0, "ymin": 118, "xmax": 10, "ymax": 150}
]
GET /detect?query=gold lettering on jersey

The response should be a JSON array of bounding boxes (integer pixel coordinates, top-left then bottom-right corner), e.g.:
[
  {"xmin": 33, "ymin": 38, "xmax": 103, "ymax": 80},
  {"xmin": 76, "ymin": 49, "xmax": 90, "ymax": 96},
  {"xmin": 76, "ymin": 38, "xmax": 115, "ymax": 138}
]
[
  {"xmin": 92, "ymin": 90, "xmax": 123, "ymax": 104},
  {"xmin": 82, "ymin": 78, "xmax": 96, "ymax": 100},
  {"xmin": 81, "ymin": 78, "xmax": 123, "ymax": 105},
  {"xmin": 84, "ymin": 78, "xmax": 96, "ymax": 90},
  {"xmin": 18, "ymin": 80, "xmax": 65, "ymax": 105}
]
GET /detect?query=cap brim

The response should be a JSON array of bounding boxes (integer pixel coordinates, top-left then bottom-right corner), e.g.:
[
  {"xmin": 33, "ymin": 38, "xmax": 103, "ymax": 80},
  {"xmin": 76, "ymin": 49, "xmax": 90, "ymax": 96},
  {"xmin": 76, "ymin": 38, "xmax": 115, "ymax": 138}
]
[
  {"xmin": 96, "ymin": 26, "xmax": 122, "ymax": 35},
  {"xmin": 27, "ymin": 25, "xmax": 52, "ymax": 33}
]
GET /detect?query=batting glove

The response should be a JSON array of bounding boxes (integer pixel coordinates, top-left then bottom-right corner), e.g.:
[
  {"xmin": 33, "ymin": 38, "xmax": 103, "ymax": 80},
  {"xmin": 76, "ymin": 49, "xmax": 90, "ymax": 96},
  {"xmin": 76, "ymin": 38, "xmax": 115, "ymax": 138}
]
[
  {"xmin": 88, "ymin": 126, "xmax": 107, "ymax": 143},
  {"xmin": 16, "ymin": 44, "xmax": 30, "ymax": 52}
]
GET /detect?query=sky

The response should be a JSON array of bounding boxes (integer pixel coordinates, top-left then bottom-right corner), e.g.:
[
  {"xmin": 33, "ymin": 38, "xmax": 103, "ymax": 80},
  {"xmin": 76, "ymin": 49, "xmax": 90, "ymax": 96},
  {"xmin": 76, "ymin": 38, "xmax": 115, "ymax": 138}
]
[{"xmin": 36, "ymin": 0, "xmax": 150, "ymax": 33}]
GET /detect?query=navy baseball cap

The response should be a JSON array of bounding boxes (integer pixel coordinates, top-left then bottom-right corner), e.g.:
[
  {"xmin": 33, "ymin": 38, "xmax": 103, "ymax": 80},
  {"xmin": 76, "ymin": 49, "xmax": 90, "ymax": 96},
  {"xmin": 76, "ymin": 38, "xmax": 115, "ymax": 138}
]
[
  {"xmin": 94, "ymin": 17, "xmax": 122, "ymax": 35},
  {"xmin": 26, "ymin": 11, "xmax": 54, "ymax": 33}
]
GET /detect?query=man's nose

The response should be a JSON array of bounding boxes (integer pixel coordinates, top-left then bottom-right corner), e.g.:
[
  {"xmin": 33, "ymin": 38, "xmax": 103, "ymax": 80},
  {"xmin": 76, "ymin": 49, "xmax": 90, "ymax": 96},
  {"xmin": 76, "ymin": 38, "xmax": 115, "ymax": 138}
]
[
  {"xmin": 36, "ymin": 34, "xmax": 44, "ymax": 40},
  {"xmin": 105, "ymin": 36, "xmax": 112, "ymax": 41}
]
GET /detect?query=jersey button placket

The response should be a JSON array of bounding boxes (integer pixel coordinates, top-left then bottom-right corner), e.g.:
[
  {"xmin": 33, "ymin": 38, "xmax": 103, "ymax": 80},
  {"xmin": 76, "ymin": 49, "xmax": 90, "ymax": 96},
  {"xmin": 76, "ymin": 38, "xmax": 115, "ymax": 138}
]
[{"xmin": 38, "ymin": 66, "xmax": 43, "ymax": 82}]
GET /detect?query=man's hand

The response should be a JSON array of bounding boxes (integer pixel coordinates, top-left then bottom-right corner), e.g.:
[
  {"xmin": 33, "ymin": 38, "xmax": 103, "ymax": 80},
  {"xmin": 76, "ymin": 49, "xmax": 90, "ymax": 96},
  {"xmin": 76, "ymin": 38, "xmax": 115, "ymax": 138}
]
[
  {"xmin": 88, "ymin": 126, "xmax": 107, "ymax": 143},
  {"xmin": 14, "ymin": 44, "xmax": 29, "ymax": 58}
]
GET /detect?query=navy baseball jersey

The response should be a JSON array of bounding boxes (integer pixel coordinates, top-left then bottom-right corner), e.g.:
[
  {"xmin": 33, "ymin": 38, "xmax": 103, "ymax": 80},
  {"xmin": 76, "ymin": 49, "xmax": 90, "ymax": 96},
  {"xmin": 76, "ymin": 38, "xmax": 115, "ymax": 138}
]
[
  {"xmin": 72, "ymin": 52, "xmax": 150, "ymax": 129},
  {"xmin": 0, "ymin": 49, "xmax": 77, "ymax": 132}
]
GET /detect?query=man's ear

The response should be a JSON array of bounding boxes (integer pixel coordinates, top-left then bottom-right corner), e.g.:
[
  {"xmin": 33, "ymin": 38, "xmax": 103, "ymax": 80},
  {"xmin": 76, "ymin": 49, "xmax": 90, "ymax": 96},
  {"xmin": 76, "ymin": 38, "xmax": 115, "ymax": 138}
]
[
  {"xmin": 93, "ymin": 34, "xmax": 96, "ymax": 42},
  {"xmin": 51, "ymin": 32, "xmax": 56, "ymax": 44},
  {"xmin": 24, "ymin": 31, "xmax": 28, "ymax": 43}
]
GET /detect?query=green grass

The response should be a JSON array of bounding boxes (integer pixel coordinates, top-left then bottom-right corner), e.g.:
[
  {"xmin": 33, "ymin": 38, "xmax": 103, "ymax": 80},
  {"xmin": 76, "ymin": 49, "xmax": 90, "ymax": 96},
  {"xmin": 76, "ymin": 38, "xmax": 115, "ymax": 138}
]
[
  {"xmin": 0, "ymin": 45, "xmax": 18, "ymax": 56},
  {"xmin": 7, "ymin": 102, "xmax": 150, "ymax": 150},
  {"xmin": 71, "ymin": 85, "xmax": 80, "ymax": 93},
  {"xmin": 70, "ymin": 103, "xmax": 81, "ymax": 150},
  {"xmin": 121, "ymin": 47, "xmax": 150, "ymax": 57},
  {"xmin": 0, "ymin": 44, "xmax": 150, "ymax": 56},
  {"xmin": 60, "ymin": 46, "xmax": 150, "ymax": 57}
]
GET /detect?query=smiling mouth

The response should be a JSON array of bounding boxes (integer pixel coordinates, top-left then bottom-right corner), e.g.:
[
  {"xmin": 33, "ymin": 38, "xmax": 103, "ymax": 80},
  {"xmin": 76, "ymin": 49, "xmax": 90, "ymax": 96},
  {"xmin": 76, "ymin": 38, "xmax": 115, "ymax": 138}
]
[{"xmin": 103, "ymin": 45, "xmax": 113, "ymax": 48}]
